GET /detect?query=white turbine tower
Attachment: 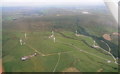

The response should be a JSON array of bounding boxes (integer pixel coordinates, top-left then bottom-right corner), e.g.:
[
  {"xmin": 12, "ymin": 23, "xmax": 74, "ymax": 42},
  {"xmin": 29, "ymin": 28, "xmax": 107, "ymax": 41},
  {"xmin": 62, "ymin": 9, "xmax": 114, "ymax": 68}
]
[
  {"xmin": 20, "ymin": 38, "xmax": 23, "ymax": 45},
  {"xmin": 52, "ymin": 31, "xmax": 54, "ymax": 35},
  {"xmin": 53, "ymin": 37, "xmax": 56, "ymax": 43},
  {"xmin": 76, "ymin": 30, "xmax": 77, "ymax": 35},
  {"xmin": 25, "ymin": 32, "xmax": 27, "ymax": 39},
  {"xmin": 93, "ymin": 41, "xmax": 95, "ymax": 46}
]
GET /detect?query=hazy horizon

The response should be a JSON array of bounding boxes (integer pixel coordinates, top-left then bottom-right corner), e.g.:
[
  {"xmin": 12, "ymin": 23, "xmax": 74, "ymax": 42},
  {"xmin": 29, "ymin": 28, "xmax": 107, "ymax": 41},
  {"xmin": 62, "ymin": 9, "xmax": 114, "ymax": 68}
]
[{"xmin": 1, "ymin": 0, "xmax": 106, "ymax": 7}]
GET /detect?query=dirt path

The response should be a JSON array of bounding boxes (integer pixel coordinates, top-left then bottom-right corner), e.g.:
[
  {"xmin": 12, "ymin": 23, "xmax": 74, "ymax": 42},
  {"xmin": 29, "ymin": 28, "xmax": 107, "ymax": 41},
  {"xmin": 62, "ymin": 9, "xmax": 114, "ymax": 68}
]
[
  {"xmin": 26, "ymin": 44, "xmax": 45, "ymax": 56},
  {"xmin": 57, "ymin": 41, "xmax": 116, "ymax": 63},
  {"xmin": 72, "ymin": 43, "xmax": 109, "ymax": 61},
  {"xmin": 25, "ymin": 43, "xmax": 72, "ymax": 72},
  {"xmin": 100, "ymin": 40, "xmax": 117, "ymax": 64},
  {"xmin": 53, "ymin": 53, "xmax": 61, "ymax": 72},
  {"xmin": 26, "ymin": 44, "xmax": 72, "ymax": 57},
  {"xmin": 101, "ymin": 40, "xmax": 111, "ymax": 52},
  {"xmin": 45, "ymin": 51, "xmax": 72, "ymax": 56},
  {"xmin": 25, "ymin": 32, "xmax": 117, "ymax": 64}
]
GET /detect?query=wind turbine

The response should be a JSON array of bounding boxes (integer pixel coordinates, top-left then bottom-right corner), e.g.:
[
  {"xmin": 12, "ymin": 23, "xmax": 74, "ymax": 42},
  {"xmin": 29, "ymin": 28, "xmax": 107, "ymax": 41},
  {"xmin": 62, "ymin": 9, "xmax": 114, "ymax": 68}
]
[
  {"xmin": 25, "ymin": 32, "xmax": 27, "ymax": 39},
  {"xmin": 20, "ymin": 38, "xmax": 23, "ymax": 45}
]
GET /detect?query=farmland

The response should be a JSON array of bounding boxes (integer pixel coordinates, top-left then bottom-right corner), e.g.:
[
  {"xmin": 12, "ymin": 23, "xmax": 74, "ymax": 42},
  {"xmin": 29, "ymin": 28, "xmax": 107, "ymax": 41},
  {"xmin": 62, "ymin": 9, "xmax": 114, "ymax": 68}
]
[{"xmin": 2, "ymin": 6, "xmax": 119, "ymax": 72}]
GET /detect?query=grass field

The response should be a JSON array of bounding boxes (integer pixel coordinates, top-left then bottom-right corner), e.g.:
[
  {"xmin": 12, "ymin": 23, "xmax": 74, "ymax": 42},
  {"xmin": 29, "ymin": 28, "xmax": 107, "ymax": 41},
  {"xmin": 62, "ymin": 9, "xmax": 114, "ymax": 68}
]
[
  {"xmin": 2, "ymin": 6, "xmax": 119, "ymax": 72},
  {"xmin": 3, "ymin": 30, "xmax": 118, "ymax": 72}
]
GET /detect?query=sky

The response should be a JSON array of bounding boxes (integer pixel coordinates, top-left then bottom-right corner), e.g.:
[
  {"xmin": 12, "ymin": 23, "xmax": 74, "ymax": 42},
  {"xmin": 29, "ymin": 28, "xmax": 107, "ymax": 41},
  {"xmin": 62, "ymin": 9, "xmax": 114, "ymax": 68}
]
[
  {"xmin": 1, "ymin": 0, "xmax": 119, "ymax": 7},
  {"xmin": 1, "ymin": 0, "xmax": 105, "ymax": 7}
]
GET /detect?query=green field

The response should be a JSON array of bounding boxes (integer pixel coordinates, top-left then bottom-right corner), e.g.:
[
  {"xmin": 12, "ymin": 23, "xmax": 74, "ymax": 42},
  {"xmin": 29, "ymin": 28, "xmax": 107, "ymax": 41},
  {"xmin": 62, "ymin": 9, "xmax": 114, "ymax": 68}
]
[
  {"xmin": 3, "ymin": 30, "xmax": 118, "ymax": 72},
  {"xmin": 2, "ymin": 7, "xmax": 119, "ymax": 72}
]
